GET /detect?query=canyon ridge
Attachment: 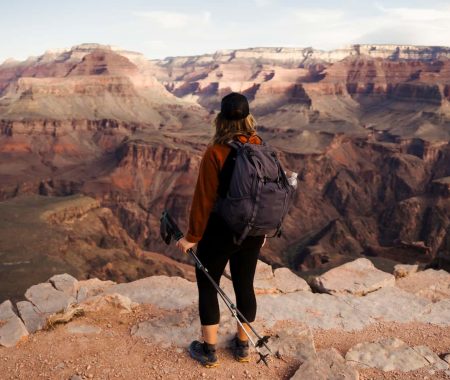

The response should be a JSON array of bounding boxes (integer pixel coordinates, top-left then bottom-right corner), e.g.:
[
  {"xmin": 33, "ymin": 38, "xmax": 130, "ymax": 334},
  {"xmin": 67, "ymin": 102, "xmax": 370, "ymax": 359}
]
[{"xmin": 0, "ymin": 43, "xmax": 450, "ymax": 302}]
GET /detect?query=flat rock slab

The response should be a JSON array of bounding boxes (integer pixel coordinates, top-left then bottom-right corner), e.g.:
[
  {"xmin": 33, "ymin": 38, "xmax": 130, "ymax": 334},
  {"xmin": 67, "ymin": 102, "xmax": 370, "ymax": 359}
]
[
  {"xmin": 291, "ymin": 348, "xmax": 359, "ymax": 380},
  {"xmin": 131, "ymin": 307, "xmax": 242, "ymax": 348},
  {"xmin": 105, "ymin": 276, "xmax": 196, "ymax": 310},
  {"xmin": 25, "ymin": 283, "xmax": 76, "ymax": 314},
  {"xmin": 254, "ymin": 278, "xmax": 279, "ymax": 294},
  {"xmin": 258, "ymin": 285, "xmax": 446, "ymax": 331},
  {"xmin": 255, "ymin": 260, "xmax": 274, "ymax": 280},
  {"xmin": 16, "ymin": 301, "xmax": 47, "ymax": 334},
  {"xmin": 269, "ymin": 322, "xmax": 316, "ymax": 362},
  {"xmin": 258, "ymin": 292, "xmax": 371, "ymax": 331},
  {"xmin": 417, "ymin": 299, "xmax": 450, "ymax": 325},
  {"xmin": 49, "ymin": 273, "xmax": 79, "ymax": 298},
  {"xmin": 273, "ymin": 268, "xmax": 310, "ymax": 293},
  {"xmin": 412, "ymin": 346, "xmax": 449, "ymax": 371},
  {"xmin": 67, "ymin": 324, "xmax": 102, "ymax": 335},
  {"xmin": 76, "ymin": 278, "xmax": 116, "ymax": 303},
  {"xmin": 0, "ymin": 300, "xmax": 16, "ymax": 320},
  {"xmin": 345, "ymin": 338, "xmax": 449, "ymax": 372},
  {"xmin": 228, "ymin": 261, "xmax": 310, "ymax": 295},
  {"xmin": 0, "ymin": 300, "xmax": 29, "ymax": 347},
  {"xmin": 396, "ymin": 269, "xmax": 450, "ymax": 302},
  {"xmin": 343, "ymin": 287, "xmax": 429, "ymax": 324},
  {"xmin": 312, "ymin": 258, "xmax": 395, "ymax": 296}
]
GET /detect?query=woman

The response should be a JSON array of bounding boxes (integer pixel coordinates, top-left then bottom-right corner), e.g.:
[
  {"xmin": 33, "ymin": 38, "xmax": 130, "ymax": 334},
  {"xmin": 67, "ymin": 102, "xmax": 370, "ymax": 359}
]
[{"xmin": 176, "ymin": 92, "xmax": 266, "ymax": 368}]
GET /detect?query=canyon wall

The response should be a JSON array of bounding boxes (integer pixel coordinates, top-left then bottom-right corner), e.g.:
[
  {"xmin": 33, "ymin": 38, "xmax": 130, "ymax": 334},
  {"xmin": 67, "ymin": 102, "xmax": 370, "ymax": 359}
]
[{"xmin": 0, "ymin": 43, "xmax": 449, "ymax": 301}]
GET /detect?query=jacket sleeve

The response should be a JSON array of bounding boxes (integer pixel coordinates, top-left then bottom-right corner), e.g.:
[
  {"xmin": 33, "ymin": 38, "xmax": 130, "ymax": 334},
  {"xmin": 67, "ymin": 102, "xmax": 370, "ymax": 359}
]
[{"xmin": 185, "ymin": 146, "xmax": 220, "ymax": 243}]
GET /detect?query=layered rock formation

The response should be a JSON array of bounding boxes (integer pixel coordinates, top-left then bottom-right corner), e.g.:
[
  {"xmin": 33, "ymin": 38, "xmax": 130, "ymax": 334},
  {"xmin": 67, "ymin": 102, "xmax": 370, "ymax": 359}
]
[
  {"xmin": 1, "ymin": 43, "xmax": 450, "ymax": 301},
  {"xmin": 0, "ymin": 195, "xmax": 193, "ymax": 304}
]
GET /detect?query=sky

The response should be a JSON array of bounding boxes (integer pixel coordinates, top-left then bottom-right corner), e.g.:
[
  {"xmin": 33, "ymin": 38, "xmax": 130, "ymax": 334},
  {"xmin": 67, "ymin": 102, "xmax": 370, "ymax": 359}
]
[{"xmin": 1, "ymin": 0, "xmax": 450, "ymax": 63}]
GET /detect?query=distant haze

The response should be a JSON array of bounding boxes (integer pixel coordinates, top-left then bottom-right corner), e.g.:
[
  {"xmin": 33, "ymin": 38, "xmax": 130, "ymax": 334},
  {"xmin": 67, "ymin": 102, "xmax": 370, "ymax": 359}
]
[{"xmin": 2, "ymin": 0, "xmax": 450, "ymax": 63}]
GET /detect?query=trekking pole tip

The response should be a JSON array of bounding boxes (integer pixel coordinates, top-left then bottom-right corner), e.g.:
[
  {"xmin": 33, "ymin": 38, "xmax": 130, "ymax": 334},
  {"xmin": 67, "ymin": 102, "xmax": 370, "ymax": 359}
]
[{"xmin": 257, "ymin": 352, "xmax": 270, "ymax": 367}]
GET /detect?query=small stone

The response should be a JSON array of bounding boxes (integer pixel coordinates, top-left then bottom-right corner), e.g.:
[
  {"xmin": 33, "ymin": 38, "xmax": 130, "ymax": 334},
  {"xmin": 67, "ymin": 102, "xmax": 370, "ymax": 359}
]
[
  {"xmin": 393, "ymin": 264, "xmax": 419, "ymax": 278},
  {"xmin": 291, "ymin": 349, "xmax": 358, "ymax": 380},
  {"xmin": 48, "ymin": 273, "xmax": 79, "ymax": 297},
  {"xmin": 25, "ymin": 283, "xmax": 76, "ymax": 314},
  {"xmin": 0, "ymin": 300, "xmax": 29, "ymax": 347},
  {"xmin": 16, "ymin": 301, "xmax": 46, "ymax": 334},
  {"xmin": 269, "ymin": 323, "xmax": 316, "ymax": 362}
]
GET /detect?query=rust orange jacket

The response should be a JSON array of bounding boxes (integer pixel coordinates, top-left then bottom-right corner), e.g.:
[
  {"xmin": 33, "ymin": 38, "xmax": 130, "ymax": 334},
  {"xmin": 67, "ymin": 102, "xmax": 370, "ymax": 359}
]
[{"xmin": 186, "ymin": 134, "xmax": 262, "ymax": 243}]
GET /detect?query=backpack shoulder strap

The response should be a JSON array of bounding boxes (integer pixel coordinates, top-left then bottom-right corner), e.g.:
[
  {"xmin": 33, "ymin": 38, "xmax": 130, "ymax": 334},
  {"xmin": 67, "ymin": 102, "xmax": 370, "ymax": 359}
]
[
  {"xmin": 217, "ymin": 147, "xmax": 237, "ymax": 198},
  {"xmin": 227, "ymin": 140, "xmax": 244, "ymax": 150}
]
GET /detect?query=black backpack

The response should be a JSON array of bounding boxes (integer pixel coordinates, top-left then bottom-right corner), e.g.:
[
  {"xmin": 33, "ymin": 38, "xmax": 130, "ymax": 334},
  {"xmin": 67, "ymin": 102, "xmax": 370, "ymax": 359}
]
[{"xmin": 215, "ymin": 138, "xmax": 296, "ymax": 245}]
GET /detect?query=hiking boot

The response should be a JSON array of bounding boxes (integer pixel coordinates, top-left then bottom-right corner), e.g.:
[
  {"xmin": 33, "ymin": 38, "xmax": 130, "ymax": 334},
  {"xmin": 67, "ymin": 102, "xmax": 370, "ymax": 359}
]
[
  {"xmin": 188, "ymin": 340, "xmax": 219, "ymax": 368},
  {"xmin": 232, "ymin": 336, "xmax": 250, "ymax": 363}
]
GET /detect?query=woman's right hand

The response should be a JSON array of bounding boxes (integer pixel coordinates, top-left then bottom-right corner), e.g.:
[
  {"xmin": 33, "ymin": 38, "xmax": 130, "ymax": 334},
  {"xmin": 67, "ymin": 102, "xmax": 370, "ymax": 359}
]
[{"xmin": 176, "ymin": 237, "xmax": 197, "ymax": 254}]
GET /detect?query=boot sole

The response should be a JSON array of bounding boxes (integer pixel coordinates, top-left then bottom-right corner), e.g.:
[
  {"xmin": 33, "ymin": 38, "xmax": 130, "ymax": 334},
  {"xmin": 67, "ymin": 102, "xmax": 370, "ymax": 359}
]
[
  {"xmin": 204, "ymin": 362, "xmax": 220, "ymax": 368},
  {"xmin": 234, "ymin": 354, "xmax": 250, "ymax": 363}
]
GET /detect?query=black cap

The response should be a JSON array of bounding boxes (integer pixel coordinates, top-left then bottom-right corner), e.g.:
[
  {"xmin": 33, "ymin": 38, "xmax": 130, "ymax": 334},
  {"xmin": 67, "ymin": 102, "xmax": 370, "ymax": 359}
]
[{"xmin": 220, "ymin": 92, "xmax": 250, "ymax": 120}]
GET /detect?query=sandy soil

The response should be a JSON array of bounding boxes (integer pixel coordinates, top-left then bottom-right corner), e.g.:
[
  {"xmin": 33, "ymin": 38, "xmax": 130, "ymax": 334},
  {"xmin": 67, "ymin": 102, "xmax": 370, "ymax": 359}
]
[{"xmin": 1, "ymin": 304, "xmax": 449, "ymax": 380}]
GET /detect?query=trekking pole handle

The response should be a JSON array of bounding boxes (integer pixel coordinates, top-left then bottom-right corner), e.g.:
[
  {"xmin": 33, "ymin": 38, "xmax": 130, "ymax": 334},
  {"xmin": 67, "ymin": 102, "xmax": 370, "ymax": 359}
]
[
  {"xmin": 161, "ymin": 210, "xmax": 207, "ymax": 271},
  {"xmin": 161, "ymin": 210, "xmax": 184, "ymax": 241}
]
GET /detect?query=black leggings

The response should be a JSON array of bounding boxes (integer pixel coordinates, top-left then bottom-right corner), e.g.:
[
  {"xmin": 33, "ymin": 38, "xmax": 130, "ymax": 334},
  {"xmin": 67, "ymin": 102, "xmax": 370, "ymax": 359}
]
[{"xmin": 195, "ymin": 212, "xmax": 265, "ymax": 326}]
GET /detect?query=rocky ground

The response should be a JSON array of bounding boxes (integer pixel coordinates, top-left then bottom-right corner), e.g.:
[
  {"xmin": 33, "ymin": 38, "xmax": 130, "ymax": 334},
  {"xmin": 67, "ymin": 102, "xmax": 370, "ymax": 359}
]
[{"xmin": 1, "ymin": 258, "xmax": 450, "ymax": 379}]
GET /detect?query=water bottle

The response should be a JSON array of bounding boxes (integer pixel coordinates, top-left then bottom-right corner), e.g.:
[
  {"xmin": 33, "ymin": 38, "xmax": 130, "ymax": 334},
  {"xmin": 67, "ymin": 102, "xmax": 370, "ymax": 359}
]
[{"xmin": 285, "ymin": 171, "xmax": 298, "ymax": 189}]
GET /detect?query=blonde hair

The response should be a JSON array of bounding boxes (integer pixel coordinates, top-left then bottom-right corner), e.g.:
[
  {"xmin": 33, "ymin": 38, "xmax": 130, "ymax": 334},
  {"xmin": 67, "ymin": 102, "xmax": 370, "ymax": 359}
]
[{"xmin": 211, "ymin": 112, "xmax": 257, "ymax": 145}]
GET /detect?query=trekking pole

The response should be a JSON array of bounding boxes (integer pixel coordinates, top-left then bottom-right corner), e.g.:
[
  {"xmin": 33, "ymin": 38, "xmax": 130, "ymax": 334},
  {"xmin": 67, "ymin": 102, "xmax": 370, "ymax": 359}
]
[{"xmin": 160, "ymin": 210, "xmax": 273, "ymax": 366}]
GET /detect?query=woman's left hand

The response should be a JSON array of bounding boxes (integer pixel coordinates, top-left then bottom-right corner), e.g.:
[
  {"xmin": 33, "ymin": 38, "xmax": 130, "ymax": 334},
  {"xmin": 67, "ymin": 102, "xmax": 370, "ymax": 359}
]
[{"xmin": 176, "ymin": 237, "xmax": 197, "ymax": 254}]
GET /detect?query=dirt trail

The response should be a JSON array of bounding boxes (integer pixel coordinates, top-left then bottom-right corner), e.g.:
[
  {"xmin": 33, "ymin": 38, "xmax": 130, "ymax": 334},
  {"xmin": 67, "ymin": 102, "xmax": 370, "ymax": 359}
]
[{"xmin": 1, "ymin": 303, "xmax": 449, "ymax": 380}]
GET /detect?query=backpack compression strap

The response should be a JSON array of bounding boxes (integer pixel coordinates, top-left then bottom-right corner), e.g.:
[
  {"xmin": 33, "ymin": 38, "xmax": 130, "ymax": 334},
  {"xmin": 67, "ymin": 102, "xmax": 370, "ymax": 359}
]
[
  {"xmin": 229, "ymin": 141, "xmax": 265, "ymax": 245},
  {"xmin": 234, "ymin": 174, "xmax": 264, "ymax": 245}
]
